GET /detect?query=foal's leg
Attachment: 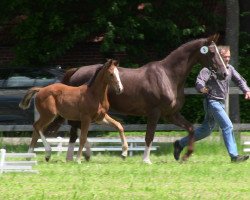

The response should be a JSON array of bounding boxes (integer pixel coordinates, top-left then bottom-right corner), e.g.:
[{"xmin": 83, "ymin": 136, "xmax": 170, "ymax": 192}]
[
  {"xmin": 84, "ymin": 139, "xmax": 91, "ymax": 161},
  {"xmin": 168, "ymin": 112, "xmax": 195, "ymax": 161},
  {"xmin": 66, "ymin": 126, "xmax": 78, "ymax": 161},
  {"xmin": 33, "ymin": 115, "xmax": 56, "ymax": 161},
  {"xmin": 26, "ymin": 129, "xmax": 40, "ymax": 161},
  {"xmin": 66, "ymin": 123, "xmax": 92, "ymax": 161},
  {"xmin": 101, "ymin": 114, "xmax": 128, "ymax": 158},
  {"xmin": 76, "ymin": 118, "xmax": 91, "ymax": 164},
  {"xmin": 28, "ymin": 130, "xmax": 39, "ymax": 154},
  {"xmin": 143, "ymin": 109, "xmax": 161, "ymax": 164}
]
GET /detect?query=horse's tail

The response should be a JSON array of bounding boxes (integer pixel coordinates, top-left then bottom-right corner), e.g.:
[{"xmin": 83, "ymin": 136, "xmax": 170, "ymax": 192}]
[
  {"xmin": 19, "ymin": 87, "xmax": 41, "ymax": 110},
  {"xmin": 61, "ymin": 68, "xmax": 78, "ymax": 84}
]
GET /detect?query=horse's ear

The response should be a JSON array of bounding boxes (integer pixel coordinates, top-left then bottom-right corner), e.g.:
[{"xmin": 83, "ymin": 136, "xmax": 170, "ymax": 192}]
[
  {"xmin": 213, "ymin": 33, "xmax": 220, "ymax": 43},
  {"xmin": 207, "ymin": 33, "xmax": 220, "ymax": 44}
]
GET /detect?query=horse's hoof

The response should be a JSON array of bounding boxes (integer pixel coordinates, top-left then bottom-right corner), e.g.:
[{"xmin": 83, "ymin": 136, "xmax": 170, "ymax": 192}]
[
  {"xmin": 84, "ymin": 155, "xmax": 91, "ymax": 161},
  {"xmin": 143, "ymin": 159, "xmax": 152, "ymax": 165},
  {"xmin": 66, "ymin": 156, "xmax": 74, "ymax": 162},
  {"xmin": 45, "ymin": 157, "xmax": 50, "ymax": 162}
]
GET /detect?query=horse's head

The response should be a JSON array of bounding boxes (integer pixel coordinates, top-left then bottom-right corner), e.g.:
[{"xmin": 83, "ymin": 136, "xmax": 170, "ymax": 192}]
[
  {"xmin": 199, "ymin": 34, "xmax": 229, "ymax": 80},
  {"xmin": 103, "ymin": 59, "xmax": 124, "ymax": 94}
]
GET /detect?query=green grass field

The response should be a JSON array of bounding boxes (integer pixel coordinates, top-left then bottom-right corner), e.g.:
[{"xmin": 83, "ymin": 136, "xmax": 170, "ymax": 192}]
[{"xmin": 0, "ymin": 139, "xmax": 250, "ymax": 200}]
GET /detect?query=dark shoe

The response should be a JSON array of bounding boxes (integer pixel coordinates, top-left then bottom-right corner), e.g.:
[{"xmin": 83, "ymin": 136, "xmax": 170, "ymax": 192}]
[
  {"xmin": 173, "ymin": 140, "xmax": 183, "ymax": 161},
  {"xmin": 231, "ymin": 155, "xmax": 249, "ymax": 163}
]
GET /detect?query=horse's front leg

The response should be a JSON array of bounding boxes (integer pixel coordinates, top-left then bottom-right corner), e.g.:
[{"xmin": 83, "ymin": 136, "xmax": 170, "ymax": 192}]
[
  {"xmin": 168, "ymin": 112, "xmax": 195, "ymax": 161},
  {"xmin": 101, "ymin": 114, "xmax": 128, "ymax": 159},
  {"xmin": 76, "ymin": 118, "xmax": 90, "ymax": 164},
  {"xmin": 143, "ymin": 109, "xmax": 161, "ymax": 164}
]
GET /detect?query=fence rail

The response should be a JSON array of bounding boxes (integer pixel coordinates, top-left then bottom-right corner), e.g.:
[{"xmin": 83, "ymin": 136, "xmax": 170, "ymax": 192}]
[
  {"xmin": 1, "ymin": 123, "xmax": 250, "ymax": 132},
  {"xmin": 0, "ymin": 87, "xmax": 249, "ymax": 132}
]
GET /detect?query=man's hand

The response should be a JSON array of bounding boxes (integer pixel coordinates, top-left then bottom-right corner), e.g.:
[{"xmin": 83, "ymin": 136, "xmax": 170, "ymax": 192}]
[
  {"xmin": 200, "ymin": 87, "xmax": 209, "ymax": 94},
  {"xmin": 245, "ymin": 91, "xmax": 250, "ymax": 100}
]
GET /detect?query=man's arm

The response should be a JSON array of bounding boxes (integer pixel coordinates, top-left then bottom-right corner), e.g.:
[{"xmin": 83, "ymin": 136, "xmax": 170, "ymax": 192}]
[
  {"xmin": 245, "ymin": 91, "xmax": 250, "ymax": 100},
  {"xmin": 230, "ymin": 66, "xmax": 250, "ymax": 100},
  {"xmin": 195, "ymin": 68, "xmax": 211, "ymax": 94}
]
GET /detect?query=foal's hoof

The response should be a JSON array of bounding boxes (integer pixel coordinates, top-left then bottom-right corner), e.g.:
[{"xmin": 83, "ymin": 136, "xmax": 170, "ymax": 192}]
[
  {"xmin": 121, "ymin": 154, "xmax": 127, "ymax": 160},
  {"xmin": 143, "ymin": 159, "xmax": 152, "ymax": 165},
  {"xmin": 77, "ymin": 160, "xmax": 82, "ymax": 164}
]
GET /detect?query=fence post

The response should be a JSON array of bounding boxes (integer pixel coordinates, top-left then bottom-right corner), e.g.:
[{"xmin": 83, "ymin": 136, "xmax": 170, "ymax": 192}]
[
  {"xmin": 57, "ymin": 137, "xmax": 63, "ymax": 155},
  {"xmin": 0, "ymin": 148, "xmax": 6, "ymax": 174}
]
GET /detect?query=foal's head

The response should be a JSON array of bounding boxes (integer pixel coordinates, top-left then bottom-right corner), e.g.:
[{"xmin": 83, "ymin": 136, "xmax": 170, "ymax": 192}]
[
  {"xmin": 103, "ymin": 59, "xmax": 124, "ymax": 94},
  {"xmin": 199, "ymin": 34, "xmax": 228, "ymax": 80}
]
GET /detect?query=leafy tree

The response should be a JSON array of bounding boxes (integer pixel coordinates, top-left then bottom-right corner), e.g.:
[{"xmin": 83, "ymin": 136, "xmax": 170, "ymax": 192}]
[{"xmin": 0, "ymin": 0, "xmax": 223, "ymax": 67}]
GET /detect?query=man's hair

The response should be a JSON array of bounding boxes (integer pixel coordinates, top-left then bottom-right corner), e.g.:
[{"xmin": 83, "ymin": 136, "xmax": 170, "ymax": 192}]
[{"xmin": 217, "ymin": 45, "xmax": 230, "ymax": 53}]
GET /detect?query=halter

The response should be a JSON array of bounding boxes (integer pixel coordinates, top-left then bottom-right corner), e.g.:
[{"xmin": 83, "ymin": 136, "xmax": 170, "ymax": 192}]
[{"xmin": 200, "ymin": 42, "xmax": 228, "ymax": 77}]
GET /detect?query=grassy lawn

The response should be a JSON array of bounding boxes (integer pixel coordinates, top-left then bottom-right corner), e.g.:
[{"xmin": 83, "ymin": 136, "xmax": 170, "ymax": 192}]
[
  {"xmin": 99, "ymin": 130, "xmax": 250, "ymax": 137},
  {"xmin": 0, "ymin": 139, "xmax": 249, "ymax": 200}
]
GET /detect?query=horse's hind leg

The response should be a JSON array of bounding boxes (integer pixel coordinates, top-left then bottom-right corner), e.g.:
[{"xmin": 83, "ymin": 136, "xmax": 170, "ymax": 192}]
[
  {"xmin": 44, "ymin": 115, "xmax": 65, "ymax": 136},
  {"xmin": 168, "ymin": 112, "xmax": 195, "ymax": 161},
  {"xmin": 101, "ymin": 114, "xmax": 128, "ymax": 159},
  {"xmin": 143, "ymin": 109, "xmax": 161, "ymax": 164}
]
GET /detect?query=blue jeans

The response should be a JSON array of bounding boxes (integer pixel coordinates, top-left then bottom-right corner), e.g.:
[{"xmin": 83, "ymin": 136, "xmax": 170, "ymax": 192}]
[{"xmin": 179, "ymin": 98, "xmax": 238, "ymax": 158}]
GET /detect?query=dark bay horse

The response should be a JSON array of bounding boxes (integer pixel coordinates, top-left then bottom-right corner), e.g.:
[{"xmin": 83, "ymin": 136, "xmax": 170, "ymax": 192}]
[
  {"xmin": 19, "ymin": 59, "xmax": 128, "ymax": 163},
  {"xmin": 46, "ymin": 34, "xmax": 228, "ymax": 164}
]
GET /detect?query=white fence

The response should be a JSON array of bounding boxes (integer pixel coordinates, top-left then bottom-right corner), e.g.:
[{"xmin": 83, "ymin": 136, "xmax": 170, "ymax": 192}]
[
  {"xmin": 34, "ymin": 137, "xmax": 158, "ymax": 156},
  {"xmin": 0, "ymin": 149, "xmax": 38, "ymax": 173}
]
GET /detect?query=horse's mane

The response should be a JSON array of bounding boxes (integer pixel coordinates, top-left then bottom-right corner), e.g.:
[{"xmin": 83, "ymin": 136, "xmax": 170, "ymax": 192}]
[
  {"xmin": 163, "ymin": 38, "xmax": 206, "ymax": 61},
  {"xmin": 87, "ymin": 65, "xmax": 103, "ymax": 87}
]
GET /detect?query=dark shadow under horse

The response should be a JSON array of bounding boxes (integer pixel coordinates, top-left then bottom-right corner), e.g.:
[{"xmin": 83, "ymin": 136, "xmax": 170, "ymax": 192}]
[{"xmin": 46, "ymin": 34, "xmax": 228, "ymax": 164}]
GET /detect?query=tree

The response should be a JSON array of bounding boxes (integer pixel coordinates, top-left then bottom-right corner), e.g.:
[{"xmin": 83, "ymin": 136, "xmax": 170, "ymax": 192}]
[
  {"xmin": 0, "ymin": 0, "xmax": 223, "ymax": 67},
  {"xmin": 225, "ymin": 0, "xmax": 240, "ymax": 123}
]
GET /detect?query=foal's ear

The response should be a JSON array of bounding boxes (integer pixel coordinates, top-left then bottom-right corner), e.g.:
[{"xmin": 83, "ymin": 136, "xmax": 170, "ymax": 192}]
[
  {"xmin": 104, "ymin": 59, "xmax": 112, "ymax": 68},
  {"xmin": 113, "ymin": 59, "xmax": 119, "ymax": 67}
]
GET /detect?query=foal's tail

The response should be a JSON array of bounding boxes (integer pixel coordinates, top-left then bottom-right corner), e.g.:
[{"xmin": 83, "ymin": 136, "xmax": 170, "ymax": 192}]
[{"xmin": 19, "ymin": 87, "xmax": 41, "ymax": 110}]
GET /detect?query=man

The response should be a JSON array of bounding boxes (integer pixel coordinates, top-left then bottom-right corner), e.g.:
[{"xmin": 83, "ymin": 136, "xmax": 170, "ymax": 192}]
[{"xmin": 174, "ymin": 46, "xmax": 250, "ymax": 163}]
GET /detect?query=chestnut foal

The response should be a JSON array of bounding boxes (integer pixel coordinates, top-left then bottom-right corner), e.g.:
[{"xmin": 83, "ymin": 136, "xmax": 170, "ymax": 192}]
[{"xmin": 19, "ymin": 59, "xmax": 128, "ymax": 163}]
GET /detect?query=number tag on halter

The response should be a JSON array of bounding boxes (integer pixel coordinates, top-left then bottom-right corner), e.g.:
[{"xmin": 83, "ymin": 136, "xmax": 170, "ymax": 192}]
[{"xmin": 200, "ymin": 46, "xmax": 209, "ymax": 54}]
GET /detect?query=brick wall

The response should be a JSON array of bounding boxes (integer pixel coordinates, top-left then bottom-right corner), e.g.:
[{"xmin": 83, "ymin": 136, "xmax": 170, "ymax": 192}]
[
  {"xmin": 52, "ymin": 43, "xmax": 106, "ymax": 67},
  {"xmin": 0, "ymin": 46, "xmax": 15, "ymax": 66},
  {"xmin": 52, "ymin": 43, "xmax": 128, "ymax": 68},
  {"xmin": 0, "ymin": 43, "xmax": 130, "ymax": 68}
]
